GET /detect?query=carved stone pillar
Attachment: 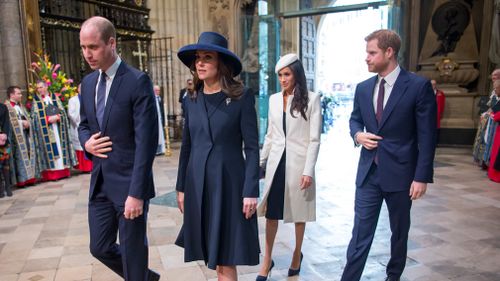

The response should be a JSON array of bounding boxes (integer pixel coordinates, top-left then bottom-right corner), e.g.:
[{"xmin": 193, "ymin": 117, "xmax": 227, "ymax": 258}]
[
  {"xmin": 208, "ymin": 0, "xmax": 233, "ymax": 44},
  {"xmin": 0, "ymin": 0, "xmax": 30, "ymax": 96},
  {"xmin": 280, "ymin": 0, "xmax": 300, "ymax": 54}
]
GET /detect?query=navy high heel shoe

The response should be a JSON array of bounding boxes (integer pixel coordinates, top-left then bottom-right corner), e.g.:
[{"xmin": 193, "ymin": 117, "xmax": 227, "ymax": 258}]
[
  {"xmin": 287, "ymin": 252, "xmax": 303, "ymax": 276},
  {"xmin": 256, "ymin": 260, "xmax": 275, "ymax": 281}
]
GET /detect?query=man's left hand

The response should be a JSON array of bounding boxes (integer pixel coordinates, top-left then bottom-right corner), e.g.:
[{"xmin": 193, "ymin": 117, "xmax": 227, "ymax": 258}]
[
  {"xmin": 409, "ymin": 181, "xmax": 427, "ymax": 200},
  {"xmin": 124, "ymin": 196, "xmax": 144, "ymax": 219}
]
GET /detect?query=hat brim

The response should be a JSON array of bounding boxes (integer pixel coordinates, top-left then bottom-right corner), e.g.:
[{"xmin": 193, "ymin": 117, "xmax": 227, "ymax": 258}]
[{"xmin": 178, "ymin": 44, "xmax": 242, "ymax": 77}]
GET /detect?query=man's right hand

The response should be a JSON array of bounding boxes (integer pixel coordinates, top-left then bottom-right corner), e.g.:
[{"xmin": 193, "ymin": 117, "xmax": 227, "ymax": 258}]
[
  {"xmin": 356, "ymin": 132, "xmax": 383, "ymax": 150},
  {"xmin": 48, "ymin": 115, "xmax": 60, "ymax": 124},
  {"xmin": 85, "ymin": 132, "xmax": 112, "ymax": 158}
]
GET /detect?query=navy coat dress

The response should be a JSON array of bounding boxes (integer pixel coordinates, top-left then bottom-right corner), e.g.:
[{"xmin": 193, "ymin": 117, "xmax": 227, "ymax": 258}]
[{"xmin": 175, "ymin": 89, "xmax": 260, "ymax": 269}]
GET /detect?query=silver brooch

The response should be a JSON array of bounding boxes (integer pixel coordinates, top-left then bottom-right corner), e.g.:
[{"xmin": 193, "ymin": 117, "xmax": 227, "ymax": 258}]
[{"xmin": 226, "ymin": 97, "xmax": 231, "ymax": 106}]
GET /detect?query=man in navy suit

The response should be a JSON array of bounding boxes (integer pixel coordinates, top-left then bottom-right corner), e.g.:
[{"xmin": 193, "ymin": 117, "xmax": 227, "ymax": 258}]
[
  {"xmin": 341, "ymin": 29, "xmax": 437, "ymax": 281},
  {"xmin": 79, "ymin": 16, "xmax": 160, "ymax": 281}
]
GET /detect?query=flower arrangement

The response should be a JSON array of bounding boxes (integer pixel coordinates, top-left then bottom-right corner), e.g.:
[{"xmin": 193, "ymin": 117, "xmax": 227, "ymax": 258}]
[{"xmin": 27, "ymin": 51, "xmax": 77, "ymax": 109}]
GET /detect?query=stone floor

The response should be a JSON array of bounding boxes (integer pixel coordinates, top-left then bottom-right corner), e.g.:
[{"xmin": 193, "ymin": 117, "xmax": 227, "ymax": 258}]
[{"xmin": 1, "ymin": 117, "xmax": 500, "ymax": 280}]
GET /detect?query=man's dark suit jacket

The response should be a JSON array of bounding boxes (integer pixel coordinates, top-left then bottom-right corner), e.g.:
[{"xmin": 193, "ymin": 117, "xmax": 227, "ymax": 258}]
[
  {"xmin": 79, "ymin": 62, "xmax": 158, "ymax": 205},
  {"xmin": 0, "ymin": 103, "xmax": 11, "ymax": 145},
  {"xmin": 349, "ymin": 69, "xmax": 437, "ymax": 191}
]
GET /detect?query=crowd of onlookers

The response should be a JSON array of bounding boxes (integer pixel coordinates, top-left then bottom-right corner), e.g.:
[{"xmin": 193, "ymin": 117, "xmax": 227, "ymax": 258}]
[{"xmin": 473, "ymin": 69, "xmax": 500, "ymax": 183}]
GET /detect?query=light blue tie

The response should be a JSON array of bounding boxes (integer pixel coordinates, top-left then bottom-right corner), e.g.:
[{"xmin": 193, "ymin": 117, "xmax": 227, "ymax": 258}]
[{"xmin": 96, "ymin": 72, "xmax": 107, "ymax": 128}]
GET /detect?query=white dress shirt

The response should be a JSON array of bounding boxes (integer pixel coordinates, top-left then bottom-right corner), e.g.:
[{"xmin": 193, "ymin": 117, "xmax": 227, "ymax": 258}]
[
  {"xmin": 372, "ymin": 65, "xmax": 401, "ymax": 112},
  {"xmin": 95, "ymin": 56, "xmax": 122, "ymax": 106}
]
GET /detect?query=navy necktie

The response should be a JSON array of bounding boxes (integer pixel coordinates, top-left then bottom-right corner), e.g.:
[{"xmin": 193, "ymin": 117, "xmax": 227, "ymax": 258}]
[
  {"xmin": 96, "ymin": 72, "xmax": 107, "ymax": 128},
  {"xmin": 376, "ymin": 79, "xmax": 386, "ymax": 124}
]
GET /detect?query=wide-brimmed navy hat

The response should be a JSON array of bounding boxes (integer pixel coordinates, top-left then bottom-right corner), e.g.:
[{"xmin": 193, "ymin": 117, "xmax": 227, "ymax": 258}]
[{"xmin": 178, "ymin": 32, "xmax": 242, "ymax": 76}]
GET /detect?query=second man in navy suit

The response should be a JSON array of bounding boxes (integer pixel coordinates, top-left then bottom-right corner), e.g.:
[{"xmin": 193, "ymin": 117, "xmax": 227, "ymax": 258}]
[
  {"xmin": 79, "ymin": 16, "xmax": 160, "ymax": 281},
  {"xmin": 341, "ymin": 29, "xmax": 437, "ymax": 281}
]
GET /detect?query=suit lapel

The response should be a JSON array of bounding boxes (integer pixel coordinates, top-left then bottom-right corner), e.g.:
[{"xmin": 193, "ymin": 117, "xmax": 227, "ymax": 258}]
[
  {"xmin": 87, "ymin": 71, "xmax": 99, "ymax": 127},
  {"xmin": 378, "ymin": 69, "xmax": 409, "ymax": 130},
  {"xmin": 101, "ymin": 62, "xmax": 126, "ymax": 133}
]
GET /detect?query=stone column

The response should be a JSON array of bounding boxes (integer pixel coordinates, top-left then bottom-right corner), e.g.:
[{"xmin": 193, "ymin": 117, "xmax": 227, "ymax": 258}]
[
  {"xmin": 148, "ymin": 0, "xmax": 209, "ymax": 139},
  {"xmin": 0, "ymin": 0, "xmax": 28, "ymax": 97},
  {"xmin": 280, "ymin": 0, "xmax": 300, "ymax": 54}
]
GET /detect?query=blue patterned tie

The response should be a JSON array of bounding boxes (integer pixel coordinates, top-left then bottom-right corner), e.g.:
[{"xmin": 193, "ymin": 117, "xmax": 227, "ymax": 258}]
[{"xmin": 96, "ymin": 72, "xmax": 107, "ymax": 128}]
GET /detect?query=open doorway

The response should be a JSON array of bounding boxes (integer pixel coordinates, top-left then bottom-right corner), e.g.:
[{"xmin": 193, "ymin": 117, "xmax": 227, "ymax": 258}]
[
  {"xmin": 316, "ymin": 5, "xmax": 388, "ymax": 134},
  {"xmin": 313, "ymin": 3, "xmax": 389, "ymax": 197}
]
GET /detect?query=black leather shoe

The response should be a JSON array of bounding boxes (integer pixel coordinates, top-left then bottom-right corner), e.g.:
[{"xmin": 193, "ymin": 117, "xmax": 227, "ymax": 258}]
[
  {"xmin": 149, "ymin": 270, "xmax": 160, "ymax": 281},
  {"xmin": 287, "ymin": 252, "xmax": 303, "ymax": 277},
  {"xmin": 256, "ymin": 260, "xmax": 275, "ymax": 281},
  {"xmin": 385, "ymin": 276, "xmax": 400, "ymax": 281}
]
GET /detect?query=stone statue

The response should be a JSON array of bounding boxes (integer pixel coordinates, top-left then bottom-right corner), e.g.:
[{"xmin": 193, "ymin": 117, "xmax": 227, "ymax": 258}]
[
  {"xmin": 431, "ymin": 1, "xmax": 470, "ymax": 57},
  {"xmin": 241, "ymin": 6, "xmax": 259, "ymax": 73},
  {"xmin": 489, "ymin": 0, "xmax": 500, "ymax": 66},
  {"xmin": 209, "ymin": 0, "xmax": 230, "ymax": 38}
]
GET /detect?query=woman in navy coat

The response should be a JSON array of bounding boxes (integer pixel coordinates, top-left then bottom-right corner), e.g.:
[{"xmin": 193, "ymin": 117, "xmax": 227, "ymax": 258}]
[{"xmin": 175, "ymin": 32, "xmax": 260, "ymax": 281}]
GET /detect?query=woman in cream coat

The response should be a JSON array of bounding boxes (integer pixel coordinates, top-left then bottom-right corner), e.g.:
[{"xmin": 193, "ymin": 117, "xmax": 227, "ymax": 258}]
[{"xmin": 256, "ymin": 53, "xmax": 321, "ymax": 281}]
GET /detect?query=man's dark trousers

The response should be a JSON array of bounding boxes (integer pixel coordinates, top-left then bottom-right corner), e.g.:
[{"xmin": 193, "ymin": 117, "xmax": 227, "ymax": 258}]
[
  {"xmin": 88, "ymin": 177, "xmax": 151, "ymax": 281},
  {"xmin": 341, "ymin": 164, "xmax": 412, "ymax": 281}
]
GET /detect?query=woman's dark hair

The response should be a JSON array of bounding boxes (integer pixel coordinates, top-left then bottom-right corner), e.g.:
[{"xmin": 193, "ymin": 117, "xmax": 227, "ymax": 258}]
[
  {"xmin": 187, "ymin": 54, "xmax": 244, "ymax": 99},
  {"xmin": 286, "ymin": 60, "xmax": 309, "ymax": 120}
]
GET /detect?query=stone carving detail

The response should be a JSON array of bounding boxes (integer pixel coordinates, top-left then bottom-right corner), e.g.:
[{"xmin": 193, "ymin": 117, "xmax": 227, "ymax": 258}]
[
  {"xmin": 489, "ymin": 0, "xmax": 500, "ymax": 65},
  {"xmin": 436, "ymin": 57, "xmax": 459, "ymax": 76},
  {"xmin": 431, "ymin": 1, "xmax": 470, "ymax": 57},
  {"xmin": 240, "ymin": 0, "xmax": 255, "ymax": 8},
  {"xmin": 241, "ymin": 6, "xmax": 259, "ymax": 73},
  {"xmin": 209, "ymin": 0, "xmax": 230, "ymax": 38},
  {"xmin": 417, "ymin": 0, "xmax": 479, "ymax": 90}
]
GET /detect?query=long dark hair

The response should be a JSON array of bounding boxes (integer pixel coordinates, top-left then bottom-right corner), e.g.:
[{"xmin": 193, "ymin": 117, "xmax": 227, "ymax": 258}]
[
  {"xmin": 287, "ymin": 60, "xmax": 309, "ymax": 120},
  {"xmin": 188, "ymin": 55, "xmax": 243, "ymax": 99}
]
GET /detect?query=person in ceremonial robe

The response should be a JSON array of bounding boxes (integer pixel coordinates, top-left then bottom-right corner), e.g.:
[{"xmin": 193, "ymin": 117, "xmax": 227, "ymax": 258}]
[
  {"xmin": 488, "ymin": 80, "xmax": 500, "ymax": 182},
  {"xmin": 473, "ymin": 70, "xmax": 500, "ymax": 166},
  {"xmin": 153, "ymin": 85, "xmax": 166, "ymax": 155},
  {"xmin": 68, "ymin": 84, "xmax": 92, "ymax": 172},
  {"xmin": 31, "ymin": 81, "xmax": 77, "ymax": 181},
  {"xmin": 5, "ymin": 86, "xmax": 38, "ymax": 187}
]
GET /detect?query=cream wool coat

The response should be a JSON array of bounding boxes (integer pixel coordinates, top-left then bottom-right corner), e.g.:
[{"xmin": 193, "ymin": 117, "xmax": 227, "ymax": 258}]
[{"xmin": 257, "ymin": 91, "xmax": 321, "ymax": 223}]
